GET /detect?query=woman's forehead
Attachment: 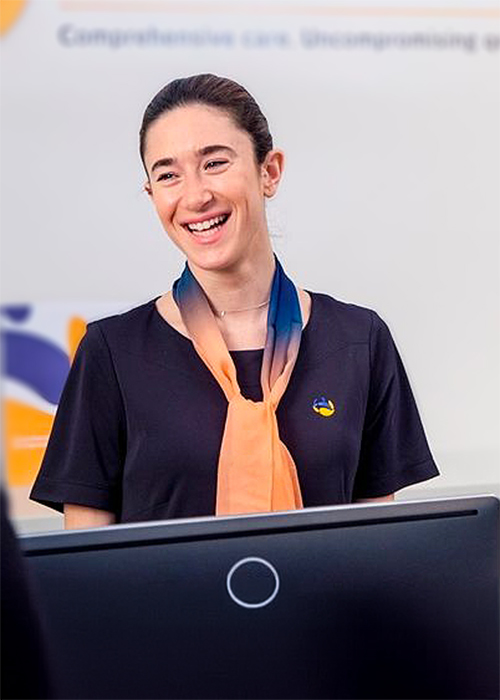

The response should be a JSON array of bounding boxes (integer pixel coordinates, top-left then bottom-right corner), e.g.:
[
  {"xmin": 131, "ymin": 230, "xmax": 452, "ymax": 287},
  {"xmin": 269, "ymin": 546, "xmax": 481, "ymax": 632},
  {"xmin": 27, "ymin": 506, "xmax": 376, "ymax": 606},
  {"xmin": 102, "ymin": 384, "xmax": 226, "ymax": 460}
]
[{"xmin": 143, "ymin": 103, "xmax": 252, "ymax": 163}]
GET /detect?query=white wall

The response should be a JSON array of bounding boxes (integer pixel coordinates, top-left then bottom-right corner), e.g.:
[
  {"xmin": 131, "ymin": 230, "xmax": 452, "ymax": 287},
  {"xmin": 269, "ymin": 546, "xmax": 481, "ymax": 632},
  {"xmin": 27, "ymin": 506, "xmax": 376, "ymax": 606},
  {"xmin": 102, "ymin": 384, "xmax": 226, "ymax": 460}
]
[{"xmin": 2, "ymin": 1, "xmax": 499, "ymax": 530}]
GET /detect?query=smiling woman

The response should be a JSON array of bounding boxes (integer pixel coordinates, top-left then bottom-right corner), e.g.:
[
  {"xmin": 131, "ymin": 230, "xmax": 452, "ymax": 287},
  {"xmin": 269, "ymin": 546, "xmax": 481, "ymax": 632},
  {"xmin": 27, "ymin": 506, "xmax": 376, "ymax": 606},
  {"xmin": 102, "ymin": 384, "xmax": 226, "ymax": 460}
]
[
  {"xmin": 142, "ymin": 102, "xmax": 281, "ymax": 293},
  {"xmin": 30, "ymin": 74, "xmax": 439, "ymax": 529}
]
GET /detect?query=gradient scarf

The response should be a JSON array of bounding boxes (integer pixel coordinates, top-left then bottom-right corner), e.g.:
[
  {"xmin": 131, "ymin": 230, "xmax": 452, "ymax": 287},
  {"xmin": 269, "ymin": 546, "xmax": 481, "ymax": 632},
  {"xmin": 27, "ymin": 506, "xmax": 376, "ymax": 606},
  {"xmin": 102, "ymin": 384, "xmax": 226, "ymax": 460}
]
[{"xmin": 173, "ymin": 258, "xmax": 304, "ymax": 516}]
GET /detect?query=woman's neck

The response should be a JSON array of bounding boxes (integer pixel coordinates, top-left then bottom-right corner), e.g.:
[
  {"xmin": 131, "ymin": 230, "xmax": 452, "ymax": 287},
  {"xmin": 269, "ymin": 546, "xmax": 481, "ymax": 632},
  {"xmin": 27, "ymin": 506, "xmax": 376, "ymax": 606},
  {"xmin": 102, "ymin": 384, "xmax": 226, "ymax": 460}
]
[
  {"xmin": 188, "ymin": 252, "xmax": 276, "ymax": 318},
  {"xmin": 156, "ymin": 252, "xmax": 311, "ymax": 351}
]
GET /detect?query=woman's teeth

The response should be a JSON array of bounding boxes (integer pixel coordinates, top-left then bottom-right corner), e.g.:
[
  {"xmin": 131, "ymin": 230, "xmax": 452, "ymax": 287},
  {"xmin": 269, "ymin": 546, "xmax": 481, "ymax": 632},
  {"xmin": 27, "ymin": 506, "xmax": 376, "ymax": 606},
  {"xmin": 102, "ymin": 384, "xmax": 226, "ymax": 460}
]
[{"xmin": 186, "ymin": 214, "xmax": 228, "ymax": 233}]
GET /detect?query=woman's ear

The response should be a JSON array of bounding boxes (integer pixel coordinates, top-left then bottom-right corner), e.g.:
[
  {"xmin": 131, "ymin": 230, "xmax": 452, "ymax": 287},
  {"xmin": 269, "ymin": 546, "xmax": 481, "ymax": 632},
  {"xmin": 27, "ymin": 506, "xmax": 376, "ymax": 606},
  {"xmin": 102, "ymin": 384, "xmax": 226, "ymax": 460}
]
[
  {"xmin": 144, "ymin": 181, "xmax": 152, "ymax": 196},
  {"xmin": 262, "ymin": 149, "xmax": 285, "ymax": 198}
]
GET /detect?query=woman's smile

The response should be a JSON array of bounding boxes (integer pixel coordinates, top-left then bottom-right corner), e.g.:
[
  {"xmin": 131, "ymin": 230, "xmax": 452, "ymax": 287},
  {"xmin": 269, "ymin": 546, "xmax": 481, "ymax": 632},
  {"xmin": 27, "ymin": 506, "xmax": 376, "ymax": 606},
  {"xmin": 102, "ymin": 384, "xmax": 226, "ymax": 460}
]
[{"xmin": 181, "ymin": 211, "xmax": 231, "ymax": 245}]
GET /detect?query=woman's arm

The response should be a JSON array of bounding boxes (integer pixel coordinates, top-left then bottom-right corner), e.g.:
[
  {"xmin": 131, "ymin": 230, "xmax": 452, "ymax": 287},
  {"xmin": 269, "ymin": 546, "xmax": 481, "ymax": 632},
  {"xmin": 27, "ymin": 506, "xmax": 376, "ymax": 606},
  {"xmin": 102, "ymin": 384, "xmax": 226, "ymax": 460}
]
[
  {"xmin": 64, "ymin": 504, "xmax": 116, "ymax": 530},
  {"xmin": 30, "ymin": 324, "xmax": 126, "ymax": 523},
  {"xmin": 354, "ymin": 494, "xmax": 395, "ymax": 504}
]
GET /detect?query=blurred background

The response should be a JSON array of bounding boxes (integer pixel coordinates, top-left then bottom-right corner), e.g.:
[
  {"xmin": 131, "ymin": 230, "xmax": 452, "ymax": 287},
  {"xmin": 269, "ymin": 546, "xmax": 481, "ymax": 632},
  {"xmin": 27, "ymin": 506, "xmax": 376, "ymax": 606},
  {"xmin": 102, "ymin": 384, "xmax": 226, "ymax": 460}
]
[{"xmin": 1, "ymin": 0, "xmax": 499, "ymax": 533}]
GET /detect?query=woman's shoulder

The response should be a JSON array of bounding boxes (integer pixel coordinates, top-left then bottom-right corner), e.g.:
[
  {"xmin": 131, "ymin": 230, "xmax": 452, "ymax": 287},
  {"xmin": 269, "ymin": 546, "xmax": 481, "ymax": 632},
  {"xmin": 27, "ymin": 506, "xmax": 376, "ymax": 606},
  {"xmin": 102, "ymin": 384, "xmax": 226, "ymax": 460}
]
[
  {"xmin": 71, "ymin": 298, "xmax": 175, "ymax": 368},
  {"xmin": 307, "ymin": 291, "xmax": 383, "ymax": 342},
  {"xmin": 302, "ymin": 291, "xmax": 400, "ymax": 374},
  {"xmin": 85, "ymin": 298, "xmax": 160, "ymax": 343}
]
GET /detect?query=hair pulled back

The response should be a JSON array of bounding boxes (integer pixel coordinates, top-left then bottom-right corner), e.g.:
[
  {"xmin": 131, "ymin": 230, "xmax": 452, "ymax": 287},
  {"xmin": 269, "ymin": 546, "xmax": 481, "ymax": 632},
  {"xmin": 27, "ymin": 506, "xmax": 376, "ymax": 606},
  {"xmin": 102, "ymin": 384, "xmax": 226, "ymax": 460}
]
[{"xmin": 139, "ymin": 74, "xmax": 273, "ymax": 171}]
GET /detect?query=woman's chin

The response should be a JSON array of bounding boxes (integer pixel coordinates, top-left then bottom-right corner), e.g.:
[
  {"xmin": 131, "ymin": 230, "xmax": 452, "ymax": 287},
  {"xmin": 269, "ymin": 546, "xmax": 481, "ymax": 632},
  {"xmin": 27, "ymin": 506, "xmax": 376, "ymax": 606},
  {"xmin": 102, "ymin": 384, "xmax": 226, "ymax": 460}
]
[{"xmin": 186, "ymin": 246, "xmax": 243, "ymax": 275}]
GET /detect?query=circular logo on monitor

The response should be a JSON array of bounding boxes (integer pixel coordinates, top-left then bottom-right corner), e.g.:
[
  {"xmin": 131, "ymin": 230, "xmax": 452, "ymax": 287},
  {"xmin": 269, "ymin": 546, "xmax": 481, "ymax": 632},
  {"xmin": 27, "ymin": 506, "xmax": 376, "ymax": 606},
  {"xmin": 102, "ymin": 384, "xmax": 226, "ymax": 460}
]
[{"xmin": 226, "ymin": 557, "xmax": 280, "ymax": 609}]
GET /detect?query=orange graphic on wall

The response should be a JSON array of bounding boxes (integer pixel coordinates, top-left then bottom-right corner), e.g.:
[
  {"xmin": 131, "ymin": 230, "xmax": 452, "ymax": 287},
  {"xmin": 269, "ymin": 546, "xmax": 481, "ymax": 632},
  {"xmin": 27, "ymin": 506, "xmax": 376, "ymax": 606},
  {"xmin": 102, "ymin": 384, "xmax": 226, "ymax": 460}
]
[
  {"xmin": 68, "ymin": 316, "xmax": 87, "ymax": 363},
  {"xmin": 0, "ymin": 0, "xmax": 27, "ymax": 35},
  {"xmin": 2, "ymin": 311, "xmax": 87, "ymax": 488},
  {"xmin": 5, "ymin": 400, "xmax": 54, "ymax": 487}
]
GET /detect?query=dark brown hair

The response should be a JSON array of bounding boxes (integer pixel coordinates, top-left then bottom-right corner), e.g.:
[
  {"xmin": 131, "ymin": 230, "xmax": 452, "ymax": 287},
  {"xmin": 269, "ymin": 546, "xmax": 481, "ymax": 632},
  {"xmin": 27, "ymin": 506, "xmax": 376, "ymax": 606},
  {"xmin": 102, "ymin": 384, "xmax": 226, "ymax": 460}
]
[{"xmin": 139, "ymin": 74, "xmax": 273, "ymax": 172}]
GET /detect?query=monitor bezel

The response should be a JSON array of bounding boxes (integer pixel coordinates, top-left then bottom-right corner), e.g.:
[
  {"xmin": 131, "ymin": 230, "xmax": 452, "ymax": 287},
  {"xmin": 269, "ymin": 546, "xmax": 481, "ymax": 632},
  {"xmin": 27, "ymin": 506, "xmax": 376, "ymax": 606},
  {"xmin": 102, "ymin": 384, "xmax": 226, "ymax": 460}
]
[{"xmin": 20, "ymin": 494, "xmax": 499, "ymax": 556}]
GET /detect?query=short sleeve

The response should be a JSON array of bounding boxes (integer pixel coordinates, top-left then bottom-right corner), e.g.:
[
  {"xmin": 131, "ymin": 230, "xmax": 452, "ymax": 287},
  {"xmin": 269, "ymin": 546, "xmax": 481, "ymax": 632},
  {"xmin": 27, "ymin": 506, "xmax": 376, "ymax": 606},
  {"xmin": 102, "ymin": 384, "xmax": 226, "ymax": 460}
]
[
  {"xmin": 30, "ymin": 323, "xmax": 126, "ymax": 515},
  {"xmin": 352, "ymin": 312, "xmax": 439, "ymax": 499}
]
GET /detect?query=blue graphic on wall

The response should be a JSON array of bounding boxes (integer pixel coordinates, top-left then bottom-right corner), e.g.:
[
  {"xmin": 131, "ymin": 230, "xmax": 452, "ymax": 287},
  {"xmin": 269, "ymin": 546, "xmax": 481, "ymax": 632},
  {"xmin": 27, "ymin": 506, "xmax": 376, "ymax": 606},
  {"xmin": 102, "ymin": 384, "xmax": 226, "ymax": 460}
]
[{"xmin": 2, "ymin": 330, "xmax": 69, "ymax": 405}]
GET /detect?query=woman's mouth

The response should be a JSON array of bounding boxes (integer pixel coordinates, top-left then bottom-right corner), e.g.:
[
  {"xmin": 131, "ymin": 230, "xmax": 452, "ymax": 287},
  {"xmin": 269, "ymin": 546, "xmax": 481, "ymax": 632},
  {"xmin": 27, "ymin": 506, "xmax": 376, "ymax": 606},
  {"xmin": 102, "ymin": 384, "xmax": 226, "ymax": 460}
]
[{"xmin": 183, "ymin": 213, "xmax": 230, "ymax": 242}]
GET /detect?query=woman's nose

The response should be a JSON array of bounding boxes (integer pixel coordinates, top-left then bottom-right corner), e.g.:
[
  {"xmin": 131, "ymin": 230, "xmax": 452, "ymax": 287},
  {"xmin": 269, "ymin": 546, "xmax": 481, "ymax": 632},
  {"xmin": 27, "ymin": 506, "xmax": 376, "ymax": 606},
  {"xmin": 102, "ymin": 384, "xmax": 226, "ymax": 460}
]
[{"xmin": 182, "ymin": 173, "xmax": 214, "ymax": 211}]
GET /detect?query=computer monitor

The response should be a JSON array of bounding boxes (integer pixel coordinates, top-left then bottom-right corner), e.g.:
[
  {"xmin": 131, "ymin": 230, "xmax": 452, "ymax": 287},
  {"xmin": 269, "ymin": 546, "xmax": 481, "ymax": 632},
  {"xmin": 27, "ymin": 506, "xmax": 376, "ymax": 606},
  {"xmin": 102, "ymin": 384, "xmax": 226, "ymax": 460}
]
[{"xmin": 21, "ymin": 496, "xmax": 499, "ymax": 699}]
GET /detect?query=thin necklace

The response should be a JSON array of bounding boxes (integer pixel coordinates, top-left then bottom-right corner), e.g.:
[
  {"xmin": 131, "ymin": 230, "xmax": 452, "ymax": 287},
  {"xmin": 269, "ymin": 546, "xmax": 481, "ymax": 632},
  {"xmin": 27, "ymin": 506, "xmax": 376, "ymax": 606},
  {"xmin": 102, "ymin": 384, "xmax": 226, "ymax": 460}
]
[{"xmin": 217, "ymin": 299, "xmax": 270, "ymax": 318}]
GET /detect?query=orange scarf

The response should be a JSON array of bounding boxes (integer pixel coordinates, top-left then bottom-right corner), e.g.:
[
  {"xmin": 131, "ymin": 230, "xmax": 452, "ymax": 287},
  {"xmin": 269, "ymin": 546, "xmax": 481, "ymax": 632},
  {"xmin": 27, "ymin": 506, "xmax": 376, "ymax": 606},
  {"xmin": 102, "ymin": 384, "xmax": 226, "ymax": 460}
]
[{"xmin": 173, "ymin": 258, "xmax": 303, "ymax": 515}]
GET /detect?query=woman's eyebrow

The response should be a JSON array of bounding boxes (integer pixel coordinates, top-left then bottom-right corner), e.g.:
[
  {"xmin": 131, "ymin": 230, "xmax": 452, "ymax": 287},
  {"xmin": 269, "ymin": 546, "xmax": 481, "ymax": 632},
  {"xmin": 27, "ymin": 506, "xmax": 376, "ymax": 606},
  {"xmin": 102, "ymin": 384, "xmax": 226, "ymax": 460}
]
[
  {"xmin": 199, "ymin": 144, "xmax": 237, "ymax": 158},
  {"xmin": 151, "ymin": 157, "xmax": 175, "ymax": 173},
  {"xmin": 151, "ymin": 145, "xmax": 236, "ymax": 173}
]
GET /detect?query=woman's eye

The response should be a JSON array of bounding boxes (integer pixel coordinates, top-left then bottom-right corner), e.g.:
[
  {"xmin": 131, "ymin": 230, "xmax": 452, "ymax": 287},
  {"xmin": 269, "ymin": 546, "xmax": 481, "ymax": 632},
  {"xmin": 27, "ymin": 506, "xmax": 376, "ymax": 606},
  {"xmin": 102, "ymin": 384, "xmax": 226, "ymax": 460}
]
[
  {"xmin": 156, "ymin": 172, "xmax": 176, "ymax": 182},
  {"xmin": 205, "ymin": 160, "xmax": 227, "ymax": 170}
]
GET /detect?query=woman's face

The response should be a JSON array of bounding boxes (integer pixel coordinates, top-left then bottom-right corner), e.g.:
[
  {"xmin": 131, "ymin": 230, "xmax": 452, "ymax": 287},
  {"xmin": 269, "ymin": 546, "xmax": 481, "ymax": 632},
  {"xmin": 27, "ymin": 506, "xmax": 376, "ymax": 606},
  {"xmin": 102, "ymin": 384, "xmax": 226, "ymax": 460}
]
[{"xmin": 143, "ymin": 103, "xmax": 283, "ymax": 274}]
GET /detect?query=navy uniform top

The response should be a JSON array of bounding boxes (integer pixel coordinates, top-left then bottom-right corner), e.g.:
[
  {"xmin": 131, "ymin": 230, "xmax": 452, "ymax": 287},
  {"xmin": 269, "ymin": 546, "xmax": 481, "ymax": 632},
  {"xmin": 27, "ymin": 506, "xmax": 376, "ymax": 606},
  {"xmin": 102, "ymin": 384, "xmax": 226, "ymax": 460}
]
[{"xmin": 30, "ymin": 292, "xmax": 439, "ymax": 522}]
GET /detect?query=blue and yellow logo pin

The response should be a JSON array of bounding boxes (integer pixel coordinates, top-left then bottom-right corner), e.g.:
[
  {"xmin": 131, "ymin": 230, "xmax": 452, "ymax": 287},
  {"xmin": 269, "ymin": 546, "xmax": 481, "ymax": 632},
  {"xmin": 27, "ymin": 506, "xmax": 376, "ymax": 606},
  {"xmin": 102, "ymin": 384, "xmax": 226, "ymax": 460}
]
[{"xmin": 312, "ymin": 396, "xmax": 335, "ymax": 417}]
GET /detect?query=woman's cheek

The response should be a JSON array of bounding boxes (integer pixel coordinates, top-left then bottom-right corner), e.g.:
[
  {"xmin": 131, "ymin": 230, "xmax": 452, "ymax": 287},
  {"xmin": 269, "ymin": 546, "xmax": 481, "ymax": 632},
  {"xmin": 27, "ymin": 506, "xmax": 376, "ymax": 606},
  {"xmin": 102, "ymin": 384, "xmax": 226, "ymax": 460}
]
[{"xmin": 154, "ymin": 196, "xmax": 176, "ymax": 231}]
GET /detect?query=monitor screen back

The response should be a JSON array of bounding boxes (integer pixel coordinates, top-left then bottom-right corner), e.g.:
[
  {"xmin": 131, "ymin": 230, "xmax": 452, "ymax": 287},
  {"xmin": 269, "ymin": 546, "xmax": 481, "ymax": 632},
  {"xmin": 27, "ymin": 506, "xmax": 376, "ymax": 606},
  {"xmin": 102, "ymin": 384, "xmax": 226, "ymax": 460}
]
[{"xmin": 22, "ymin": 497, "xmax": 499, "ymax": 699}]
